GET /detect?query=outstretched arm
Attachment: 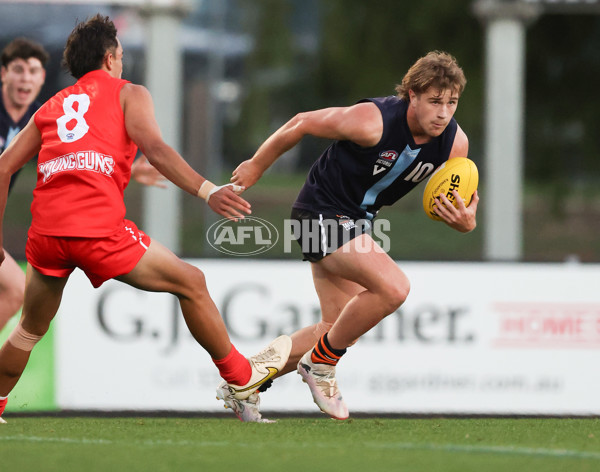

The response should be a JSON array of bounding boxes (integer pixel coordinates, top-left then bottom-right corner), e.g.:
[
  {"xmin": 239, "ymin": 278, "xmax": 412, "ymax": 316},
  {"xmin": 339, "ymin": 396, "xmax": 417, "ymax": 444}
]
[
  {"xmin": 231, "ymin": 102, "xmax": 384, "ymax": 189},
  {"xmin": 122, "ymin": 84, "xmax": 250, "ymax": 221}
]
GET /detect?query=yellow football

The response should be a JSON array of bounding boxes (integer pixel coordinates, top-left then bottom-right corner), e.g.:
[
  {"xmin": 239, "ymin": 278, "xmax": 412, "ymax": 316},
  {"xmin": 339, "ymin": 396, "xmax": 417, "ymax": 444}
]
[{"xmin": 422, "ymin": 157, "xmax": 478, "ymax": 221}]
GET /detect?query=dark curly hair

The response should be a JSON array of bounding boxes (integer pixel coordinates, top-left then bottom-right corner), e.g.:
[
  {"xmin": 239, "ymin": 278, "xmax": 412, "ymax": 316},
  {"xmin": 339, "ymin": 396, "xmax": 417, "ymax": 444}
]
[
  {"xmin": 62, "ymin": 14, "xmax": 118, "ymax": 79},
  {"xmin": 1, "ymin": 37, "xmax": 49, "ymax": 68}
]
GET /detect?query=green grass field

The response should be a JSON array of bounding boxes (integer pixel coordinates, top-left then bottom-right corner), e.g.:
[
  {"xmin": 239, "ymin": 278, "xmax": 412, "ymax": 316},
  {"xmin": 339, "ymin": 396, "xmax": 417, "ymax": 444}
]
[{"xmin": 1, "ymin": 416, "xmax": 599, "ymax": 472}]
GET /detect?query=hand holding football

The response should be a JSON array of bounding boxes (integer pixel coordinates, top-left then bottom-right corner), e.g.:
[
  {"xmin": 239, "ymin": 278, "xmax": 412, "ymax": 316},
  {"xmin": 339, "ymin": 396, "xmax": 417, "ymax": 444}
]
[{"xmin": 423, "ymin": 157, "xmax": 478, "ymax": 221}]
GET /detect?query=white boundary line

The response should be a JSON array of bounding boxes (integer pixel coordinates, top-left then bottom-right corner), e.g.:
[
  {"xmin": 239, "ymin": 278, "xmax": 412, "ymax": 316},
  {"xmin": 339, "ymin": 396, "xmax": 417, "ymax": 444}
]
[{"xmin": 1, "ymin": 435, "xmax": 600, "ymax": 460}]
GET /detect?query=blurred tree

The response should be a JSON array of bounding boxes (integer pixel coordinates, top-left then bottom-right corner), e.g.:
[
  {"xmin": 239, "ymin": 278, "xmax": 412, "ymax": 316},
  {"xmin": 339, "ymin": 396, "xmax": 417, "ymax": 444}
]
[
  {"xmin": 225, "ymin": 0, "xmax": 299, "ymax": 164},
  {"xmin": 526, "ymin": 15, "xmax": 600, "ymax": 186}
]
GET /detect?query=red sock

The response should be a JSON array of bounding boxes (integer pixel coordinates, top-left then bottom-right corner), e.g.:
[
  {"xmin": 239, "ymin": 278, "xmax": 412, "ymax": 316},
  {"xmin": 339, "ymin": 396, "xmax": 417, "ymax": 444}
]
[
  {"xmin": 0, "ymin": 396, "xmax": 7, "ymax": 417},
  {"xmin": 213, "ymin": 345, "xmax": 251, "ymax": 385}
]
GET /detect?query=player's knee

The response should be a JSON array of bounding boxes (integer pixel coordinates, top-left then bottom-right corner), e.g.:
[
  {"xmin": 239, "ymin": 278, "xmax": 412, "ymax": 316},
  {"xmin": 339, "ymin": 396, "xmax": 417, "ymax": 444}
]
[
  {"xmin": 179, "ymin": 265, "xmax": 210, "ymax": 299},
  {"xmin": 381, "ymin": 281, "xmax": 410, "ymax": 314},
  {"xmin": 0, "ymin": 282, "xmax": 25, "ymax": 318},
  {"xmin": 4, "ymin": 292, "xmax": 24, "ymax": 319}
]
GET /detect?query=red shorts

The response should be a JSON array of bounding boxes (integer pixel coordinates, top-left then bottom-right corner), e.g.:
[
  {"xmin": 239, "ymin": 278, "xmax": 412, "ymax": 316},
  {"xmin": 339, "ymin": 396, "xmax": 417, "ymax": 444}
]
[{"xmin": 26, "ymin": 219, "xmax": 151, "ymax": 288}]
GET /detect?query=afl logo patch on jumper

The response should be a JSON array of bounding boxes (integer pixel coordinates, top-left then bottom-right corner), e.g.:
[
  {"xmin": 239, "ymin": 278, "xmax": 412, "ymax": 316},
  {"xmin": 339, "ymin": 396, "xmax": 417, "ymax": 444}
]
[
  {"xmin": 373, "ymin": 150, "xmax": 399, "ymax": 175},
  {"xmin": 379, "ymin": 150, "xmax": 398, "ymax": 161}
]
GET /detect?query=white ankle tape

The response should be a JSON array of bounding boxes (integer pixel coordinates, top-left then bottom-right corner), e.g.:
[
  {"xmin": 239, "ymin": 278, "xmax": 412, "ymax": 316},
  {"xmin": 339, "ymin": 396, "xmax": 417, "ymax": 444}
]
[{"xmin": 7, "ymin": 324, "xmax": 43, "ymax": 352}]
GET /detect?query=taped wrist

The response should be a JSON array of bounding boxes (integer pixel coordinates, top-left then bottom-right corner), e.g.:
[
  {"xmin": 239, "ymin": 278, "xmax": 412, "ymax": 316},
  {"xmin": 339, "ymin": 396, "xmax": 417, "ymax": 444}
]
[
  {"xmin": 7, "ymin": 324, "xmax": 43, "ymax": 352},
  {"xmin": 197, "ymin": 180, "xmax": 216, "ymax": 201},
  {"xmin": 199, "ymin": 182, "xmax": 244, "ymax": 203}
]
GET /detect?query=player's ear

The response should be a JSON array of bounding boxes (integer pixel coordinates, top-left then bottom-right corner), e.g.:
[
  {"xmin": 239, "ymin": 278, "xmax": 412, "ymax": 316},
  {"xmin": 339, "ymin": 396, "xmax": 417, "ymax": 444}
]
[
  {"xmin": 103, "ymin": 51, "xmax": 113, "ymax": 71},
  {"xmin": 408, "ymin": 89, "xmax": 417, "ymax": 105}
]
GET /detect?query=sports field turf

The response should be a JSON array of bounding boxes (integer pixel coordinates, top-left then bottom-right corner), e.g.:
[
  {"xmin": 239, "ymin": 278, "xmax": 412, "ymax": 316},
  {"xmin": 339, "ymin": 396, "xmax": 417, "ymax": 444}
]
[{"xmin": 1, "ymin": 416, "xmax": 599, "ymax": 472}]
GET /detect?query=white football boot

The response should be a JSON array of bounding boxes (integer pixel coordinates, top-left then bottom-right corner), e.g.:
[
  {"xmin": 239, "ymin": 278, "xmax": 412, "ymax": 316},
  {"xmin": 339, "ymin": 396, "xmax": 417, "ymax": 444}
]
[
  {"xmin": 216, "ymin": 380, "xmax": 275, "ymax": 423},
  {"xmin": 224, "ymin": 335, "xmax": 292, "ymax": 400},
  {"xmin": 297, "ymin": 351, "xmax": 349, "ymax": 420},
  {"xmin": 0, "ymin": 417, "xmax": 6, "ymax": 424}
]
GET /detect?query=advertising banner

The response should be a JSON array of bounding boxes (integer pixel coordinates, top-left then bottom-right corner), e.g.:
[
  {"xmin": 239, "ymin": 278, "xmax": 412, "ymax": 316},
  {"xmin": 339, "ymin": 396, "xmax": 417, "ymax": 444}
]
[{"xmin": 55, "ymin": 260, "xmax": 600, "ymax": 415}]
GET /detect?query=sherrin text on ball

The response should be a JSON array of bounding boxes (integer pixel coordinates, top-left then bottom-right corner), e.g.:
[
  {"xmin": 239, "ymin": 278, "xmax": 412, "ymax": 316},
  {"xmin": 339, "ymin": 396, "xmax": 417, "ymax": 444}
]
[{"xmin": 422, "ymin": 157, "xmax": 478, "ymax": 221}]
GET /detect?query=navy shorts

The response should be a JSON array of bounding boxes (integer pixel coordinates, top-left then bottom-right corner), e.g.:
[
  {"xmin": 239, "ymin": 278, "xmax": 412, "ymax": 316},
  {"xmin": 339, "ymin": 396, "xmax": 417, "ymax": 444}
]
[{"xmin": 290, "ymin": 208, "xmax": 372, "ymax": 262}]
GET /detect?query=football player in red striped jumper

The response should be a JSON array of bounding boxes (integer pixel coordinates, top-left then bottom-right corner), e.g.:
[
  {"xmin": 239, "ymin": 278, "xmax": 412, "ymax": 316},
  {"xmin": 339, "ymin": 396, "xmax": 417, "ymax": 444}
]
[
  {"xmin": 0, "ymin": 37, "xmax": 167, "ymax": 335},
  {"xmin": 0, "ymin": 15, "xmax": 291, "ymax": 424}
]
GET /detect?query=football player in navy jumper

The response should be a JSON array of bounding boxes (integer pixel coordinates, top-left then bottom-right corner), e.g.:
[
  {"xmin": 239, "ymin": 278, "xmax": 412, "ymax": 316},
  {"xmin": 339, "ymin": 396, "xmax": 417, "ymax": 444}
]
[{"xmin": 218, "ymin": 51, "xmax": 479, "ymax": 421}]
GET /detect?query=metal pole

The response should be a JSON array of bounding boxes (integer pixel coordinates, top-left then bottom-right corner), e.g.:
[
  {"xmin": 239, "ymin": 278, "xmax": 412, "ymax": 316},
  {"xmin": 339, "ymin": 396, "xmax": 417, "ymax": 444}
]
[
  {"xmin": 473, "ymin": 0, "xmax": 540, "ymax": 261},
  {"xmin": 202, "ymin": 0, "xmax": 227, "ymax": 256},
  {"xmin": 483, "ymin": 18, "xmax": 525, "ymax": 260}
]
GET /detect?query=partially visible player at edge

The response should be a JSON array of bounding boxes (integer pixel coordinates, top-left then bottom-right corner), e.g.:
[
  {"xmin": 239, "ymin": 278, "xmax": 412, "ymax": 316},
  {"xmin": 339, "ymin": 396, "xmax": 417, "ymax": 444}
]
[
  {"xmin": 0, "ymin": 38, "xmax": 47, "ymax": 337},
  {"xmin": 0, "ymin": 15, "xmax": 291, "ymax": 424},
  {"xmin": 218, "ymin": 51, "xmax": 479, "ymax": 422},
  {"xmin": 0, "ymin": 37, "xmax": 167, "ymax": 333}
]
